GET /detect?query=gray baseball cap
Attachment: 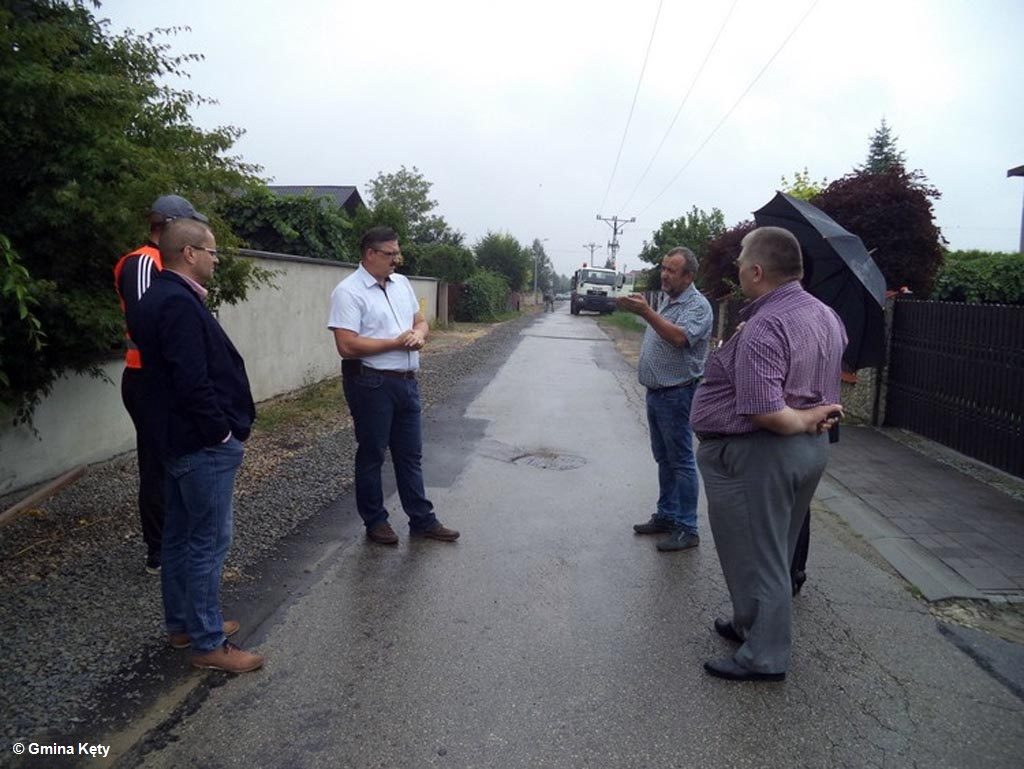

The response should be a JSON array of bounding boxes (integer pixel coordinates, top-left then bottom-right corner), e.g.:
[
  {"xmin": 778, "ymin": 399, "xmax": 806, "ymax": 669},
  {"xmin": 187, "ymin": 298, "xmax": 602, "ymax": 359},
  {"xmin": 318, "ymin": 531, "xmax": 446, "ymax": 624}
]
[{"xmin": 150, "ymin": 194, "xmax": 209, "ymax": 223}]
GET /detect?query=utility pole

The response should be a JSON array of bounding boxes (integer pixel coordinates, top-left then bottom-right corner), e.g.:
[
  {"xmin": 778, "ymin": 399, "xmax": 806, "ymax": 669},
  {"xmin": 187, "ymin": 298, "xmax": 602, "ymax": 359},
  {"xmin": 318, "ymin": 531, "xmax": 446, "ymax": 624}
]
[
  {"xmin": 581, "ymin": 242, "xmax": 602, "ymax": 264},
  {"xmin": 595, "ymin": 214, "xmax": 635, "ymax": 270}
]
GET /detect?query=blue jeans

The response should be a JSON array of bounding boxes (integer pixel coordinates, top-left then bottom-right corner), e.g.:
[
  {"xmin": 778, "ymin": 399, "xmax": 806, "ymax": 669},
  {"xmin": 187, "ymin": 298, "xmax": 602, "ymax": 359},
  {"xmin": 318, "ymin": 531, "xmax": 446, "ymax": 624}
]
[
  {"xmin": 162, "ymin": 438, "xmax": 244, "ymax": 652},
  {"xmin": 343, "ymin": 372, "xmax": 437, "ymax": 533},
  {"xmin": 646, "ymin": 384, "xmax": 699, "ymax": 535}
]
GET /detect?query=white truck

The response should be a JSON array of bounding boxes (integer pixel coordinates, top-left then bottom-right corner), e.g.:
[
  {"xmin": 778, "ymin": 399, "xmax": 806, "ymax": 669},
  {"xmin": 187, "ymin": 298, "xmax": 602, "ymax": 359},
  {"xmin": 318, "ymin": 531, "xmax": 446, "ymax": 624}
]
[{"xmin": 570, "ymin": 266, "xmax": 628, "ymax": 315}]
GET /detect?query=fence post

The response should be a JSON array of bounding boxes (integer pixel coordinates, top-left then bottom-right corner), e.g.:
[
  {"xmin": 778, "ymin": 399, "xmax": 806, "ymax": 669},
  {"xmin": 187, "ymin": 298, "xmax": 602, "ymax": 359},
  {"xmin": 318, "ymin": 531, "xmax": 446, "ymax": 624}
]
[
  {"xmin": 871, "ymin": 296, "xmax": 897, "ymax": 426},
  {"xmin": 436, "ymin": 281, "xmax": 449, "ymax": 325}
]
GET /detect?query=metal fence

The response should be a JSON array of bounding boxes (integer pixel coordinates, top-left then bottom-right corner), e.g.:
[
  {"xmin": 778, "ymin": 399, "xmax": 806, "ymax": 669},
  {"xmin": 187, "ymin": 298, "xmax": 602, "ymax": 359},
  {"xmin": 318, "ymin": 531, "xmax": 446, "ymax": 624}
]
[{"xmin": 885, "ymin": 299, "xmax": 1024, "ymax": 477}]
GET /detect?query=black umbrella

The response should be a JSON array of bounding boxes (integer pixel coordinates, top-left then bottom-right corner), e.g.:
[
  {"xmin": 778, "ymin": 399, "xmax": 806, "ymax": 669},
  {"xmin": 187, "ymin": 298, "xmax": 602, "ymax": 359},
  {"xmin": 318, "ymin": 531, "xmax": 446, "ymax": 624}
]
[{"xmin": 753, "ymin": 191, "xmax": 887, "ymax": 370}]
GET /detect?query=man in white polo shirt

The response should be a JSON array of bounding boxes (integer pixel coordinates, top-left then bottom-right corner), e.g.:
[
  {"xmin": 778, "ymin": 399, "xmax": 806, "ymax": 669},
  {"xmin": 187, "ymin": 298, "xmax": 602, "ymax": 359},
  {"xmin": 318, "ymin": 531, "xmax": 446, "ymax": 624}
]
[{"xmin": 327, "ymin": 226, "xmax": 460, "ymax": 545}]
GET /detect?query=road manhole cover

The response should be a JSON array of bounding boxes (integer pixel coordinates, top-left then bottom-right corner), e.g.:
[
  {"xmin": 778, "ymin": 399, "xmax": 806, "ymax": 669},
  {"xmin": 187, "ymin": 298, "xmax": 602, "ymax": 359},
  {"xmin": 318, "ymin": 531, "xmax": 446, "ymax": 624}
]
[{"xmin": 511, "ymin": 452, "xmax": 586, "ymax": 471}]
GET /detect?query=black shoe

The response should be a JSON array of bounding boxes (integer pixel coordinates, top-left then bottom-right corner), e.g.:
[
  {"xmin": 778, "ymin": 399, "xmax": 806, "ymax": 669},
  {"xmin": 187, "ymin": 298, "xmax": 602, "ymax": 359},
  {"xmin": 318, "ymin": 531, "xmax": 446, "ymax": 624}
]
[
  {"xmin": 791, "ymin": 570, "xmax": 806, "ymax": 596},
  {"xmin": 633, "ymin": 516, "xmax": 674, "ymax": 535},
  {"xmin": 145, "ymin": 553, "xmax": 161, "ymax": 575},
  {"xmin": 714, "ymin": 618, "xmax": 743, "ymax": 643},
  {"xmin": 703, "ymin": 657, "xmax": 785, "ymax": 682},
  {"xmin": 656, "ymin": 530, "xmax": 699, "ymax": 552}
]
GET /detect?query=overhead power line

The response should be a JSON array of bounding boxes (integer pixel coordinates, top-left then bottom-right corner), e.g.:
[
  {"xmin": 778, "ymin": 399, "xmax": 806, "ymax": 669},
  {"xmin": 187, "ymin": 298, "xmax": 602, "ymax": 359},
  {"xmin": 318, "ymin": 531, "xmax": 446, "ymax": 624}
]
[
  {"xmin": 597, "ymin": 0, "xmax": 665, "ymax": 215},
  {"xmin": 636, "ymin": 0, "xmax": 820, "ymax": 218},
  {"xmin": 619, "ymin": 0, "xmax": 739, "ymax": 212}
]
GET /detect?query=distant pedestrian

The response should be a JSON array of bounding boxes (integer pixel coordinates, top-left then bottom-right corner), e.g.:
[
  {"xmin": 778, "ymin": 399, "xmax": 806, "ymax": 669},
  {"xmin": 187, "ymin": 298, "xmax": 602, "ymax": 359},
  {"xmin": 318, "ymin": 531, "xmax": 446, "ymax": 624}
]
[
  {"xmin": 113, "ymin": 194, "xmax": 208, "ymax": 575},
  {"xmin": 327, "ymin": 226, "xmax": 460, "ymax": 546},
  {"xmin": 691, "ymin": 226, "xmax": 845, "ymax": 682},
  {"xmin": 543, "ymin": 289, "xmax": 555, "ymax": 312},
  {"xmin": 616, "ymin": 247, "xmax": 712, "ymax": 552},
  {"xmin": 128, "ymin": 217, "xmax": 263, "ymax": 674}
]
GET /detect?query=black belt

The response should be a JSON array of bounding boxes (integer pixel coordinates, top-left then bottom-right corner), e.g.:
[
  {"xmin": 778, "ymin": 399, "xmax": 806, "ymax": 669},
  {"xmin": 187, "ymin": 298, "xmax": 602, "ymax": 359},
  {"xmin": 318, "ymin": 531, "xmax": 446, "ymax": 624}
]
[
  {"xmin": 342, "ymin": 359, "xmax": 416, "ymax": 380},
  {"xmin": 695, "ymin": 431, "xmax": 728, "ymax": 441},
  {"xmin": 695, "ymin": 431, "xmax": 759, "ymax": 441},
  {"xmin": 648, "ymin": 378, "xmax": 700, "ymax": 393},
  {"xmin": 371, "ymin": 368, "xmax": 416, "ymax": 380}
]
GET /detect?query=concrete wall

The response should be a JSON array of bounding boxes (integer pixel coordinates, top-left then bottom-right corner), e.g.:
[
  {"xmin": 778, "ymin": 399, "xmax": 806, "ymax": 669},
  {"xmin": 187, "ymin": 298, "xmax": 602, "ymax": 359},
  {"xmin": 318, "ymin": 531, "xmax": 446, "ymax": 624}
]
[{"xmin": 0, "ymin": 251, "xmax": 439, "ymax": 495}]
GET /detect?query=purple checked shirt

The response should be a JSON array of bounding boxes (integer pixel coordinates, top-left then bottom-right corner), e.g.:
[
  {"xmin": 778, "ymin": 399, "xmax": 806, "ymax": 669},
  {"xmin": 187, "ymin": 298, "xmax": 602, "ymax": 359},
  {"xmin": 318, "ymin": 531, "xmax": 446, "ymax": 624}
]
[{"xmin": 690, "ymin": 281, "xmax": 847, "ymax": 435}]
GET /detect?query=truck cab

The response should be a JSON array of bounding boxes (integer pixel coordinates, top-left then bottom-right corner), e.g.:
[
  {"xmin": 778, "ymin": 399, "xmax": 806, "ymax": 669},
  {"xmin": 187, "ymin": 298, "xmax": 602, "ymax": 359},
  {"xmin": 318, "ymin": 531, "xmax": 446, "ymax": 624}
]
[{"xmin": 570, "ymin": 267, "xmax": 626, "ymax": 315}]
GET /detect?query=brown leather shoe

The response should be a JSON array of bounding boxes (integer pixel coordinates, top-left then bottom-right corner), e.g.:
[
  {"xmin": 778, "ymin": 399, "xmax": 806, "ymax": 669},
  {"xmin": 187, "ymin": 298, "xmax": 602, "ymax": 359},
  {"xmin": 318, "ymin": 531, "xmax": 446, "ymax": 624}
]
[
  {"xmin": 169, "ymin": 620, "xmax": 240, "ymax": 650},
  {"xmin": 411, "ymin": 523, "xmax": 460, "ymax": 542},
  {"xmin": 367, "ymin": 522, "xmax": 399, "ymax": 545},
  {"xmin": 191, "ymin": 641, "xmax": 264, "ymax": 673}
]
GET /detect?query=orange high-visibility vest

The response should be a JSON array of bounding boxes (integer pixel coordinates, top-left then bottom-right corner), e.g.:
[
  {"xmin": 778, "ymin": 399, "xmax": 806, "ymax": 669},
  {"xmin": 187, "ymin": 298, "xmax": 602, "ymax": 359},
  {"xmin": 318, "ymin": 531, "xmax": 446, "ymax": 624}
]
[{"xmin": 113, "ymin": 244, "xmax": 162, "ymax": 369}]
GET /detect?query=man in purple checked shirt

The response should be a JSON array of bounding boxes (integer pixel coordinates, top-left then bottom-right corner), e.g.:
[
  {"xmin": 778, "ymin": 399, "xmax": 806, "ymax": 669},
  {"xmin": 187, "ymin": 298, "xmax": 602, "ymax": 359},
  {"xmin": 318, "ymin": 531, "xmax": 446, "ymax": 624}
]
[{"xmin": 690, "ymin": 226, "xmax": 846, "ymax": 683}]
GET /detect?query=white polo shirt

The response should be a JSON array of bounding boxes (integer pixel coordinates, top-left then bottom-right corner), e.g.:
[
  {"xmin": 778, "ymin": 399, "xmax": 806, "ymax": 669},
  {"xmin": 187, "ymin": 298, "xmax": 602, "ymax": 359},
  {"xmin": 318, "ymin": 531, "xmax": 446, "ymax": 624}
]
[{"xmin": 327, "ymin": 264, "xmax": 420, "ymax": 372}]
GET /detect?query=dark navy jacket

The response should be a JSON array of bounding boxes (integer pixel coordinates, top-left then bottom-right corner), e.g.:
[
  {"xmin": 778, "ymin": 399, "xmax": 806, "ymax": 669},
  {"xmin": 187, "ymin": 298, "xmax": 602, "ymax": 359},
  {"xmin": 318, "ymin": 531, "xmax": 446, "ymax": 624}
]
[{"xmin": 126, "ymin": 270, "xmax": 255, "ymax": 459}]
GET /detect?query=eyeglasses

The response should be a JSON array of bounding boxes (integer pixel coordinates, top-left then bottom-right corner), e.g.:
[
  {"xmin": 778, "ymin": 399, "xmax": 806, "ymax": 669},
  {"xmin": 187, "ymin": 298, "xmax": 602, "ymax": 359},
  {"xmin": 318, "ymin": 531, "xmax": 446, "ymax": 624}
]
[
  {"xmin": 372, "ymin": 247, "xmax": 402, "ymax": 259},
  {"xmin": 186, "ymin": 245, "xmax": 221, "ymax": 257}
]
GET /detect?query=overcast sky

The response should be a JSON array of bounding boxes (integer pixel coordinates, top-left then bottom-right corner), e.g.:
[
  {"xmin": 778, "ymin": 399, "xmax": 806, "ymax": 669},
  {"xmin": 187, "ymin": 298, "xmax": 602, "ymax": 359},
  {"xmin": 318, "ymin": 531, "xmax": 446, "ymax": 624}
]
[{"xmin": 98, "ymin": 0, "xmax": 1022, "ymax": 279}]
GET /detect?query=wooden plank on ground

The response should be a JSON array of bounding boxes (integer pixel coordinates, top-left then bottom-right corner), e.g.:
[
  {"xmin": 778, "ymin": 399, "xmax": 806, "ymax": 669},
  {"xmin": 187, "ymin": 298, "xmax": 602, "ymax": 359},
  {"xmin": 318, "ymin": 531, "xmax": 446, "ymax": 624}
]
[{"xmin": 0, "ymin": 466, "xmax": 87, "ymax": 529}]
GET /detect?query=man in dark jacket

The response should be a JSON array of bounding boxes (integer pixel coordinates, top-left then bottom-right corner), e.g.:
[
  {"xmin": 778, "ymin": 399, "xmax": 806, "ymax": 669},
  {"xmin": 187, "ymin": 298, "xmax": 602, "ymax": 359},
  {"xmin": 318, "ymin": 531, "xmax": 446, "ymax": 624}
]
[{"xmin": 128, "ymin": 217, "xmax": 263, "ymax": 674}]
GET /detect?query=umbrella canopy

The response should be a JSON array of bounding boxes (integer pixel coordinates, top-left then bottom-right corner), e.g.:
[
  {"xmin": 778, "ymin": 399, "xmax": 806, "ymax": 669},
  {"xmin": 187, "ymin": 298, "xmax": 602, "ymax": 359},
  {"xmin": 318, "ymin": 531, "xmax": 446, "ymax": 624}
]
[{"xmin": 753, "ymin": 192, "xmax": 887, "ymax": 370}]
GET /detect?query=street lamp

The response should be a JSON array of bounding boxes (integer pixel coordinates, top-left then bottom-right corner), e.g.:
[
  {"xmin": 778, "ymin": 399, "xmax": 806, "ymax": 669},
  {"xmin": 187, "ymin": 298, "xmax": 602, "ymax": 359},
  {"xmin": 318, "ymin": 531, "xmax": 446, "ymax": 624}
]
[{"xmin": 533, "ymin": 238, "xmax": 549, "ymax": 305}]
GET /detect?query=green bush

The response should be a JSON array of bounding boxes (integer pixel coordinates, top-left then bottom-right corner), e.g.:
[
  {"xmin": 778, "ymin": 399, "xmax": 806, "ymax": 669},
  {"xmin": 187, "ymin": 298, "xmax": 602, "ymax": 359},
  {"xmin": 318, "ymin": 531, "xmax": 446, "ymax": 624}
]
[
  {"xmin": 223, "ymin": 187, "xmax": 353, "ymax": 261},
  {"xmin": 931, "ymin": 251, "xmax": 1024, "ymax": 304},
  {"xmin": 455, "ymin": 270, "xmax": 509, "ymax": 321}
]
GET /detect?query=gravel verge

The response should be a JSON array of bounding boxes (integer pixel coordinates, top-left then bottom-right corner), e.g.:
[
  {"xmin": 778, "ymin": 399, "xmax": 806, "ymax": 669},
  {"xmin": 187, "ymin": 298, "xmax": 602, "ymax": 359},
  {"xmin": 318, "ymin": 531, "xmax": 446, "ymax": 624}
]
[{"xmin": 0, "ymin": 312, "xmax": 538, "ymax": 755}]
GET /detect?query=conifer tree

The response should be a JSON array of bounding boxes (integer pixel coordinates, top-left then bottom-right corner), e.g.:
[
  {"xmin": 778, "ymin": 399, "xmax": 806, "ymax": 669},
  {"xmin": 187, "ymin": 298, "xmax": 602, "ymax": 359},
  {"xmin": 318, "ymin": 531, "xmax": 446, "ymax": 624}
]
[{"xmin": 860, "ymin": 118, "xmax": 907, "ymax": 174}]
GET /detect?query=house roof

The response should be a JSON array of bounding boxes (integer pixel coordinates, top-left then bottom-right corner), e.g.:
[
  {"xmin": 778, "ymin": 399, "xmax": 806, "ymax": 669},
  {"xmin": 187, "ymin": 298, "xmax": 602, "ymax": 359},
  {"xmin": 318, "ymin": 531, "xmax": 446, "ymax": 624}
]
[{"xmin": 267, "ymin": 185, "xmax": 364, "ymax": 213}]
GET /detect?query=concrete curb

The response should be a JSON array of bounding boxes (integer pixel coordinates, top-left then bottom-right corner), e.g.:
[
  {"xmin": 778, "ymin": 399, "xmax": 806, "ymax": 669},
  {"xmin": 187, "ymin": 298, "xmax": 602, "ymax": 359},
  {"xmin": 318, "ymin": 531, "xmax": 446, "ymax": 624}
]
[{"xmin": 815, "ymin": 475, "xmax": 986, "ymax": 602}]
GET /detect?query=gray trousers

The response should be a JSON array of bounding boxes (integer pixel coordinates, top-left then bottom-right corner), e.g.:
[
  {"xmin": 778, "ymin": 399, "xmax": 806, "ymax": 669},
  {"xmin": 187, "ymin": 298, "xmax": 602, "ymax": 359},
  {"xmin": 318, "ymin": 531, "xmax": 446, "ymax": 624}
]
[{"xmin": 698, "ymin": 431, "xmax": 828, "ymax": 674}]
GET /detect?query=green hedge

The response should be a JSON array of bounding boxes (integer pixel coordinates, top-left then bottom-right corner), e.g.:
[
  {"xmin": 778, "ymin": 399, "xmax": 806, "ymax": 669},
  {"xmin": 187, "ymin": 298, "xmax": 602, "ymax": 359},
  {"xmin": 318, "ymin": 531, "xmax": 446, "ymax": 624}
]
[
  {"xmin": 931, "ymin": 250, "xmax": 1024, "ymax": 304},
  {"xmin": 455, "ymin": 270, "xmax": 509, "ymax": 321}
]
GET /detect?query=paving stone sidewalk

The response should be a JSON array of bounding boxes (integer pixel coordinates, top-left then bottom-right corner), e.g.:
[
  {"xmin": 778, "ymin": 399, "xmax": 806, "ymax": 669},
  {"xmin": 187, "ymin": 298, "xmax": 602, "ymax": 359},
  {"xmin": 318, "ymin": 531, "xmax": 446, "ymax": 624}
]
[{"xmin": 818, "ymin": 425, "xmax": 1024, "ymax": 601}]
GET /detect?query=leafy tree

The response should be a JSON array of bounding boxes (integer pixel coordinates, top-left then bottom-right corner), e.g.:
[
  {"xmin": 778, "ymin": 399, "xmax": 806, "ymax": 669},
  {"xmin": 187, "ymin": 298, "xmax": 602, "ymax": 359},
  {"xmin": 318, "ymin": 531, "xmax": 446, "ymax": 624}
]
[
  {"xmin": 814, "ymin": 166, "xmax": 945, "ymax": 295},
  {"xmin": 474, "ymin": 232, "xmax": 530, "ymax": 291},
  {"xmin": 0, "ymin": 0, "xmax": 269, "ymax": 422},
  {"xmin": 637, "ymin": 206, "xmax": 726, "ymax": 268},
  {"xmin": 366, "ymin": 165, "xmax": 461, "ymax": 246},
  {"xmin": 224, "ymin": 187, "xmax": 353, "ymax": 261},
  {"xmin": 931, "ymin": 250, "xmax": 1024, "ymax": 304},
  {"xmin": 342, "ymin": 200, "xmax": 419, "ymax": 271},
  {"xmin": 702, "ymin": 220, "xmax": 756, "ymax": 299},
  {"xmin": 780, "ymin": 167, "xmax": 828, "ymax": 201},
  {"xmin": 417, "ymin": 243, "xmax": 476, "ymax": 283},
  {"xmin": 530, "ymin": 238, "xmax": 556, "ymax": 294},
  {"xmin": 0, "ymin": 236, "xmax": 47, "ymax": 420},
  {"xmin": 859, "ymin": 118, "xmax": 906, "ymax": 174}
]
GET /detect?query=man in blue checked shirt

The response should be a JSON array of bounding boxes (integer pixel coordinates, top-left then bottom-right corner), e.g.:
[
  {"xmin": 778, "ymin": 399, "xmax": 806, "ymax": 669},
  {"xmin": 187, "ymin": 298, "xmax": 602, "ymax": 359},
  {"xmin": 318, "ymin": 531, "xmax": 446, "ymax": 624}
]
[{"xmin": 616, "ymin": 247, "xmax": 713, "ymax": 552}]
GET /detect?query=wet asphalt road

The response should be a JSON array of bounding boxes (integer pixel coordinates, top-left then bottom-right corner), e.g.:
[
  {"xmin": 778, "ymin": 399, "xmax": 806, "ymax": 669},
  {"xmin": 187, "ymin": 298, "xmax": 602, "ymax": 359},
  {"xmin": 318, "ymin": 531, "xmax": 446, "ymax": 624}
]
[{"xmin": 127, "ymin": 311, "xmax": 1023, "ymax": 769}]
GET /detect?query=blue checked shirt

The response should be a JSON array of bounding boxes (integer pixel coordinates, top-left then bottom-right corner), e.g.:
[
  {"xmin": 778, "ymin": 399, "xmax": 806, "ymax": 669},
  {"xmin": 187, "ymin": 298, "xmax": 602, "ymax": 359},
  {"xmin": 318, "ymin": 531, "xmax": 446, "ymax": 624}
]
[{"xmin": 637, "ymin": 284, "xmax": 713, "ymax": 389}]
